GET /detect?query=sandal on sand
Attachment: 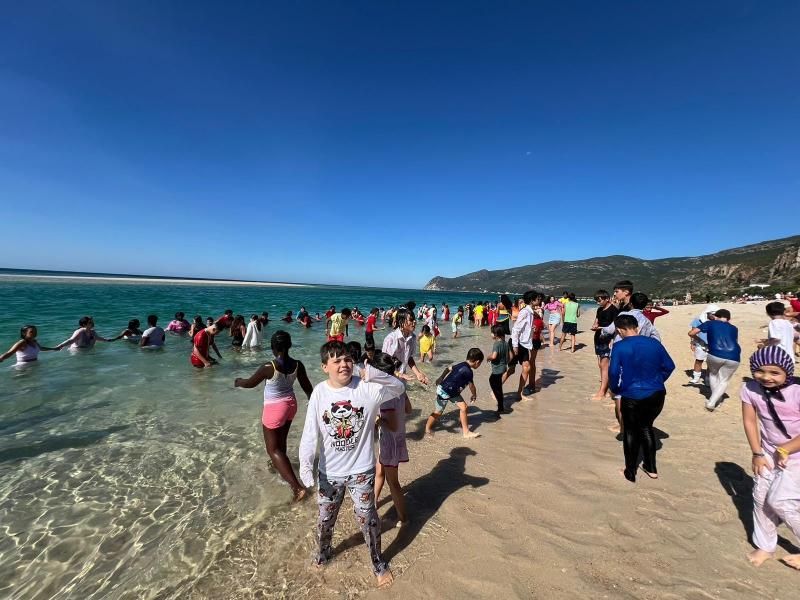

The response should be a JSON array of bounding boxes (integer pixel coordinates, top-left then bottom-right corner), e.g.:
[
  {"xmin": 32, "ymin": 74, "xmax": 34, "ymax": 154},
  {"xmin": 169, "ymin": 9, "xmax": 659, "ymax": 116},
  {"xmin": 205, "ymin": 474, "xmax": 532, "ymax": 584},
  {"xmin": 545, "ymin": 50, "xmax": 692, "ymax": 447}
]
[{"xmin": 640, "ymin": 467, "xmax": 659, "ymax": 479}]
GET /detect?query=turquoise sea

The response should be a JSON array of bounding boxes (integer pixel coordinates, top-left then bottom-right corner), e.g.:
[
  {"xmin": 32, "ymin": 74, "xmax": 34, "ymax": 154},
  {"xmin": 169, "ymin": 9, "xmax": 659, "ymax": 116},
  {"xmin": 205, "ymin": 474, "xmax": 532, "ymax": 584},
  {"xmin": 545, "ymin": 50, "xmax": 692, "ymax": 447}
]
[{"xmin": 0, "ymin": 272, "xmax": 509, "ymax": 599}]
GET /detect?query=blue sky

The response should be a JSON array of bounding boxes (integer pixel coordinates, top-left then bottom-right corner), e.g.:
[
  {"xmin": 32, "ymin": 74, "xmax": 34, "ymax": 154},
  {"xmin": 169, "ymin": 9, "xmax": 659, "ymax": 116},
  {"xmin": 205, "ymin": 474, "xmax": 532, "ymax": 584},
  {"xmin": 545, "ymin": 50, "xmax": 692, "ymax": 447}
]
[{"xmin": 1, "ymin": 2, "xmax": 798, "ymax": 288}]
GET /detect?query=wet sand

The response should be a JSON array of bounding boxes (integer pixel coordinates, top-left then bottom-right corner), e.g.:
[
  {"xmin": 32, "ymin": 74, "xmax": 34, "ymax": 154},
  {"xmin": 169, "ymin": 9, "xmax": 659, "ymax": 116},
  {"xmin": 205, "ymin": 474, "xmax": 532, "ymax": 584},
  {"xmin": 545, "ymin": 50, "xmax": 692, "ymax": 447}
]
[{"xmin": 183, "ymin": 303, "xmax": 799, "ymax": 599}]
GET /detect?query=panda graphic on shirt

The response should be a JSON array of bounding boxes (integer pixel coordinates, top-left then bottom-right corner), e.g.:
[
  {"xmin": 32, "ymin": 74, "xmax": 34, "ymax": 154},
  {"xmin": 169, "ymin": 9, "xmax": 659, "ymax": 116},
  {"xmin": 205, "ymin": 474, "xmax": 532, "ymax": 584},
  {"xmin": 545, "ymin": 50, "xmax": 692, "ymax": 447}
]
[{"xmin": 322, "ymin": 400, "xmax": 366, "ymax": 452}]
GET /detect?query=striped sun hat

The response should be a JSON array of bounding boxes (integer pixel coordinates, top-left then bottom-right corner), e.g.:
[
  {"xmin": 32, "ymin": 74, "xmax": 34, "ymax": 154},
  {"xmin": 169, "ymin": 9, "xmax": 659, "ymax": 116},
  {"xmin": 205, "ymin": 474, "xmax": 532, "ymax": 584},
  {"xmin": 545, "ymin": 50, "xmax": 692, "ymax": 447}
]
[{"xmin": 749, "ymin": 346, "xmax": 795, "ymax": 377}]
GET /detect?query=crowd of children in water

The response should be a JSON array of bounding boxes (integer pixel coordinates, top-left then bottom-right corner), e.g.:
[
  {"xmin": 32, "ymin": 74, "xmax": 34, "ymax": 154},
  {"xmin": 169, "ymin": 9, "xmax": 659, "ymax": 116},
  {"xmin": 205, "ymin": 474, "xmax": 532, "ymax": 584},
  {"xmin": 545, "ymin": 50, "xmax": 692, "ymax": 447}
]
[{"xmin": 3, "ymin": 281, "xmax": 800, "ymax": 584}]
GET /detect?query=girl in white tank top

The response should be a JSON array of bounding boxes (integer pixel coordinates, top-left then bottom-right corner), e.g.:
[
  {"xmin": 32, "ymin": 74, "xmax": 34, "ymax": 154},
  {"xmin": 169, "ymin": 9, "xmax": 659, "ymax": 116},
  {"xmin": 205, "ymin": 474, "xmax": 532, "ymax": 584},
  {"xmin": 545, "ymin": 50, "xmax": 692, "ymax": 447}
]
[{"xmin": 0, "ymin": 325, "xmax": 58, "ymax": 364}]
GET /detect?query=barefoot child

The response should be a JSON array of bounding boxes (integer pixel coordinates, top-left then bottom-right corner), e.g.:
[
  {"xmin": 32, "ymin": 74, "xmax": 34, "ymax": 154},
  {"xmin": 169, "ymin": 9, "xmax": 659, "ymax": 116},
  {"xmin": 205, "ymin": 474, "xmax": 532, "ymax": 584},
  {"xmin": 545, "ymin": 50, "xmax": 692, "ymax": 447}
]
[
  {"xmin": 425, "ymin": 348, "xmax": 484, "ymax": 438},
  {"xmin": 298, "ymin": 341, "xmax": 404, "ymax": 587},
  {"xmin": 590, "ymin": 290, "xmax": 618, "ymax": 400},
  {"xmin": 609, "ymin": 315, "xmax": 675, "ymax": 483},
  {"xmin": 235, "ymin": 331, "xmax": 314, "ymax": 502},
  {"xmin": 451, "ymin": 307, "xmax": 463, "ymax": 338},
  {"xmin": 419, "ymin": 325, "xmax": 435, "ymax": 363},
  {"xmin": 371, "ymin": 351, "xmax": 412, "ymax": 527},
  {"xmin": 487, "ymin": 325, "xmax": 509, "ymax": 417},
  {"xmin": 741, "ymin": 346, "xmax": 800, "ymax": 568}
]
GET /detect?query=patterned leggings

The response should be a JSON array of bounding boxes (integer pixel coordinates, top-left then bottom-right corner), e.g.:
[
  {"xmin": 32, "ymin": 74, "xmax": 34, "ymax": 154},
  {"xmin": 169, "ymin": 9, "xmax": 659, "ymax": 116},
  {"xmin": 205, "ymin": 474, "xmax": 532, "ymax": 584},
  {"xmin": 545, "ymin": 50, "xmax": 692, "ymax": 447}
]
[{"xmin": 316, "ymin": 469, "xmax": 388, "ymax": 575}]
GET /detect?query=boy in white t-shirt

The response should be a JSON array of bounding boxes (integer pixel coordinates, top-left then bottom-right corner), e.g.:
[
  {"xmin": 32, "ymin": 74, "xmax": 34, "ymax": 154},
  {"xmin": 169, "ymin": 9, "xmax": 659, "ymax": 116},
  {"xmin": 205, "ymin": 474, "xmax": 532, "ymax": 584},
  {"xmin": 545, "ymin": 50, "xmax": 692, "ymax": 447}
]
[
  {"xmin": 298, "ymin": 340, "xmax": 404, "ymax": 588},
  {"xmin": 760, "ymin": 302, "xmax": 799, "ymax": 363}
]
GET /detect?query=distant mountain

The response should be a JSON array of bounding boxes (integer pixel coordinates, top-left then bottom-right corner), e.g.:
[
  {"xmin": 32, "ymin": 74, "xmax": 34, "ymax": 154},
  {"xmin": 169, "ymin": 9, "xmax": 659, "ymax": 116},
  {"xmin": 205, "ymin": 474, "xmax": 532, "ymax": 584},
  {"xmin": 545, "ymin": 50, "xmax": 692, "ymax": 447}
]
[{"xmin": 424, "ymin": 236, "xmax": 800, "ymax": 297}]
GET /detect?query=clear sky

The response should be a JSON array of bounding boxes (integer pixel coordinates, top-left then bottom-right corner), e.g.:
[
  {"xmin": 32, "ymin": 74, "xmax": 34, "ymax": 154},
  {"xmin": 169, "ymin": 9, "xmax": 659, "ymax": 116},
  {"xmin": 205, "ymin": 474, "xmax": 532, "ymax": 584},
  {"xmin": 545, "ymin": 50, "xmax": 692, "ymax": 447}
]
[{"xmin": 1, "ymin": 2, "xmax": 798, "ymax": 288}]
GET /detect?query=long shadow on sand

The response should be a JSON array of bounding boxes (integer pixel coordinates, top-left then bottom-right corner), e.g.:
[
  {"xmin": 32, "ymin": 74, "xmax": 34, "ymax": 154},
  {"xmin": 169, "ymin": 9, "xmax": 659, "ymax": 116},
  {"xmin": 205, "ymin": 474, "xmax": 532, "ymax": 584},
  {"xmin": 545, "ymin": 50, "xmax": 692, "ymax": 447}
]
[
  {"xmin": 715, "ymin": 461, "xmax": 800, "ymax": 553},
  {"xmin": 383, "ymin": 447, "xmax": 489, "ymax": 561},
  {"xmin": 332, "ymin": 447, "xmax": 489, "ymax": 562}
]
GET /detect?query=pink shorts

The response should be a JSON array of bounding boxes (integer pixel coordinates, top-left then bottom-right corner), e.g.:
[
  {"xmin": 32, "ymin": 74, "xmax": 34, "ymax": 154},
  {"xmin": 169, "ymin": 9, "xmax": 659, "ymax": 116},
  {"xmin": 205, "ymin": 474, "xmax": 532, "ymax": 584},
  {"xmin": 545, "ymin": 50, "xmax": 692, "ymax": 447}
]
[{"xmin": 262, "ymin": 396, "xmax": 298, "ymax": 429}]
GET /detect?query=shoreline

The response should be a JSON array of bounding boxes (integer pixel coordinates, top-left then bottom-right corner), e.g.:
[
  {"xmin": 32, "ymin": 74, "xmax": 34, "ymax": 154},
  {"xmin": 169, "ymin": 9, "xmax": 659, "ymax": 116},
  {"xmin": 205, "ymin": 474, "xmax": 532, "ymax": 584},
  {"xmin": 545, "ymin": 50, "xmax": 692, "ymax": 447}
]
[{"xmin": 0, "ymin": 273, "xmax": 308, "ymax": 287}]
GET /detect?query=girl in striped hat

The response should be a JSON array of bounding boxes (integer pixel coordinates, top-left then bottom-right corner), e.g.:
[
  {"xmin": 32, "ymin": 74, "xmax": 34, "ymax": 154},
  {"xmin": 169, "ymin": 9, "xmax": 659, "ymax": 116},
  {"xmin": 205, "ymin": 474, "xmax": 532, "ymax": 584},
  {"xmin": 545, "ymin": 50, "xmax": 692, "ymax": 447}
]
[{"xmin": 740, "ymin": 346, "xmax": 800, "ymax": 569}]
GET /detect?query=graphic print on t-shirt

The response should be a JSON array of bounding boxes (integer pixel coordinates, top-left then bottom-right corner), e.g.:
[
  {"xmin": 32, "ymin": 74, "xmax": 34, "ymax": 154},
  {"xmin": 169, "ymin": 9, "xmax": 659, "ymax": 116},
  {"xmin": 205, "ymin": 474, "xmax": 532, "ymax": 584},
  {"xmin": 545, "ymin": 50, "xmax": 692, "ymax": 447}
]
[{"xmin": 322, "ymin": 400, "xmax": 366, "ymax": 451}]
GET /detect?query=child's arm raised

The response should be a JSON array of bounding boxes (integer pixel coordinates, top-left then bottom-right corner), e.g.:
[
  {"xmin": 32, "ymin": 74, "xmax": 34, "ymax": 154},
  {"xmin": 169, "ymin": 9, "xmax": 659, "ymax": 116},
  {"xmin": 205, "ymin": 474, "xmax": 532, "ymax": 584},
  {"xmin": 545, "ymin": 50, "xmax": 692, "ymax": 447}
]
[
  {"xmin": 0, "ymin": 340, "xmax": 24, "ymax": 362},
  {"xmin": 234, "ymin": 362, "xmax": 275, "ymax": 389}
]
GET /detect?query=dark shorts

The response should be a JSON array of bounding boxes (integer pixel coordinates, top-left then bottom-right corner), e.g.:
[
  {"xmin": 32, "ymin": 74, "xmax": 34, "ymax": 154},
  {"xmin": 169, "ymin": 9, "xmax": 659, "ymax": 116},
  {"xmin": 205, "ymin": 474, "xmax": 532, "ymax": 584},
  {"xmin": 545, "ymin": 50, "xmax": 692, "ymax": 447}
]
[
  {"xmin": 562, "ymin": 322, "xmax": 578, "ymax": 335},
  {"xmin": 531, "ymin": 339, "xmax": 542, "ymax": 351},
  {"xmin": 594, "ymin": 342, "xmax": 611, "ymax": 358},
  {"xmin": 515, "ymin": 346, "xmax": 531, "ymax": 363},
  {"xmin": 365, "ymin": 331, "xmax": 375, "ymax": 346}
]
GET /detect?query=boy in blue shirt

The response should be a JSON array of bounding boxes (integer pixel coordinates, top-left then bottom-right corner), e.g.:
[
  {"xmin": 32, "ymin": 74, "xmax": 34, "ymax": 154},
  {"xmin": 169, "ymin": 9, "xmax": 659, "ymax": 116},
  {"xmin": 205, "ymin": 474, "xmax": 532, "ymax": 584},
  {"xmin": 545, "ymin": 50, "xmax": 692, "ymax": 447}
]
[
  {"xmin": 609, "ymin": 314, "xmax": 675, "ymax": 483},
  {"xmin": 425, "ymin": 348, "xmax": 484, "ymax": 438}
]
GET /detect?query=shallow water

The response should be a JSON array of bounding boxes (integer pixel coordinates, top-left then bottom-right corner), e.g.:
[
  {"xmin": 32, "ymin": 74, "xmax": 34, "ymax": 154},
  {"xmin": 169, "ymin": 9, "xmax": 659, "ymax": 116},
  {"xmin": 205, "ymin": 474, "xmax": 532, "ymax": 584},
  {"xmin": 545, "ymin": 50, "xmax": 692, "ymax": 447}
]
[{"xmin": 0, "ymin": 277, "xmax": 498, "ymax": 599}]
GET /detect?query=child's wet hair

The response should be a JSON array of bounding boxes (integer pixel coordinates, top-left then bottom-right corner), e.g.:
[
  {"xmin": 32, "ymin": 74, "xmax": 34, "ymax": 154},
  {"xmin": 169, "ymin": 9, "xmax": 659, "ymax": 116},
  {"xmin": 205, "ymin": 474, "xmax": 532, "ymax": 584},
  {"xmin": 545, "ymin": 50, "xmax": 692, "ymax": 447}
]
[
  {"xmin": 369, "ymin": 351, "xmax": 401, "ymax": 375},
  {"xmin": 467, "ymin": 347, "xmax": 484, "ymax": 362},
  {"xmin": 421, "ymin": 324, "xmax": 431, "ymax": 335},
  {"xmin": 20, "ymin": 325, "xmax": 36, "ymax": 339},
  {"xmin": 147, "ymin": 315, "xmax": 158, "ymax": 326},
  {"xmin": 79, "ymin": 316, "xmax": 92, "ymax": 327},
  {"xmin": 128, "ymin": 319, "xmax": 140, "ymax": 330},
  {"xmin": 491, "ymin": 324, "xmax": 505, "ymax": 337},
  {"xmin": 271, "ymin": 330, "xmax": 292, "ymax": 354},
  {"xmin": 346, "ymin": 340, "xmax": 362, "ymax": 363},
  {"xmin": 320, "ymin": 340, "xmax": 349, "ymax": 364},
  {"xmin": 341, "ymin": 308, "xmax": 352, "ymax": 318}
]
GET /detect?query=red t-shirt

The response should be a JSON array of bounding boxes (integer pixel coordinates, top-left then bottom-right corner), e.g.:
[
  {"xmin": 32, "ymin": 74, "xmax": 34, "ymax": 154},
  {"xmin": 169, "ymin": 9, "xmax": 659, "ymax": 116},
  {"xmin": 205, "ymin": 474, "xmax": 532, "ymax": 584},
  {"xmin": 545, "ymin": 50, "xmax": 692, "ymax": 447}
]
[
  {"xmin": 216, "ymin": 314, "xmax": 232, "ymax": 327},
  {"xmin": 191, "ymin": 330, "xmax": 210, "ymax": 367},
  {"xmin": 366, "ymin": 314, "xmax": 377, "ymax": 333},
  {"xmin": 325, "ymin": 309, "xmax": 335, "ymax": 319},
  {"xmin": 533, "ymin": 318, "xmax": 544, "ymax": 341},
  {"xmin": 791, "ymin": 299, "xmax": 800, "ymax": 314}
]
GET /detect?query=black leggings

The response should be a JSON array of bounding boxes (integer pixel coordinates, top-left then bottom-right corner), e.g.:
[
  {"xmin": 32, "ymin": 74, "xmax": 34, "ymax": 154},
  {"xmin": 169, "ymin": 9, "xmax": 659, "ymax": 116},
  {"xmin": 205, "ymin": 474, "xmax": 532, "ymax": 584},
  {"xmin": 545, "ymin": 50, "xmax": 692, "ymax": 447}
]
[
  {"xmin": 489, "ymin": 373, "xmax": 504, "ymax": 411},
  {"xmin": 620, "ymin": 391, "xmax": 665, "ymax": 482}
]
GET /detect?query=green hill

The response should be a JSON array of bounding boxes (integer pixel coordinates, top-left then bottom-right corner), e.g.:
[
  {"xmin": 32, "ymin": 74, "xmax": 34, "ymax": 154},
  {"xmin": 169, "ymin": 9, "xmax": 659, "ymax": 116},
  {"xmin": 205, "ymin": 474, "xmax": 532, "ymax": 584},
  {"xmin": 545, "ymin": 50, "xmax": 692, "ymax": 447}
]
[{"xmin": 424, "ymin": 236, "xmax": 800, "ymax": 297}]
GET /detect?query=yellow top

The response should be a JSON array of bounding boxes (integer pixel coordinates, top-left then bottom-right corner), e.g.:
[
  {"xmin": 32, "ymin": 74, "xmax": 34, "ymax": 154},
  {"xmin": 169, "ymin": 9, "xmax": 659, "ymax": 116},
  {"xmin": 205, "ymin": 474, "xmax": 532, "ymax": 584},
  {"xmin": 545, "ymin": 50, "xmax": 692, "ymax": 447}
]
[
  {"xmin": 474, "ymin": 305, "xmax": 484, "ymax": 317},
  {"xmin": 329, "ymin": 313, "xmax": 347, "ymax": 336},
  {"xmin": 419, "ymin": 334, "xmax": 435, "ymax": 354}
]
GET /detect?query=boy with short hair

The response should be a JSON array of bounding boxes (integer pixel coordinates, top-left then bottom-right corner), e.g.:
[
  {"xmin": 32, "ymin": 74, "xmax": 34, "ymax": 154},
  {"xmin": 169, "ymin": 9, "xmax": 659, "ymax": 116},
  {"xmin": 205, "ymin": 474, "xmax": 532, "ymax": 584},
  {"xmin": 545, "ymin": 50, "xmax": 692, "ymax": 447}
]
[
  {"xmin": 141, "ymin": 314, "xmax": 165, "ymax": 348},
  {"xmin": 759, "ymin": 301, "xmax": 799, "ymax": 365},
  {"xmin": 298, "ymin": 341, "xmax": 404, "ymax": 587},
  {"xmin": 559, "ymin": 292, "xmax": 581, "ymax": 353},
  {"xmin": 326, "ymin": 308, "xmax": 351, "ymax": 342},
  {"xmin": 609, "ymin": 314, "xmax": 675, "ymax": 482},
  {"xmin": 590, "ymin": 290, "xmax": 618, "ymax": 400},
  {"xmin": 365, "ymin": 307, "xmax": 381, "ymax": 346},
  {"xmin": 425, "ymin": 348, "xmax": 484, "ymax": 438}
]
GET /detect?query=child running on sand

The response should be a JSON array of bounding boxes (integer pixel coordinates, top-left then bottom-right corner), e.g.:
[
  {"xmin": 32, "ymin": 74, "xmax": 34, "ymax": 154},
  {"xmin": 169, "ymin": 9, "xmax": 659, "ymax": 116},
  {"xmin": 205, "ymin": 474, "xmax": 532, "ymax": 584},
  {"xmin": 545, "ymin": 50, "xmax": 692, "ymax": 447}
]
[
  {"xmin": 740, "ymin": 346, "xmax": 800, "ymax": 568},
  {"xmin": 235, "ymin": 330, "xmax": 313, "ymax": 502},
  {"xmin": 0, "ymin": 325, "xmax": 58, "ymax": 364},
  {"xmin": 419, "ymin": 325, "xmax": 435, "ymax": 363},
  {"xmin": 425, "ymin": 348, "xmax": 484, "ymax": 438},
  {"xmin": 298, "ymin": 341, "xmax": 404, "ymax": 587},
  {"xmin": 371, "ymin": 351, "xmax": 411, "ymax": 527}
]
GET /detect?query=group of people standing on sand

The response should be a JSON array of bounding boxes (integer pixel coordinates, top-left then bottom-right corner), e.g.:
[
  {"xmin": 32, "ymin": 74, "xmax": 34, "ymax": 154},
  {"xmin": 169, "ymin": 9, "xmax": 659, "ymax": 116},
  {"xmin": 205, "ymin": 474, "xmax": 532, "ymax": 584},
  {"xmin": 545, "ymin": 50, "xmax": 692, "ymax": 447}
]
[{"xmin": 4, "ymin": 283, "xmax": 800, "ymax": 582}]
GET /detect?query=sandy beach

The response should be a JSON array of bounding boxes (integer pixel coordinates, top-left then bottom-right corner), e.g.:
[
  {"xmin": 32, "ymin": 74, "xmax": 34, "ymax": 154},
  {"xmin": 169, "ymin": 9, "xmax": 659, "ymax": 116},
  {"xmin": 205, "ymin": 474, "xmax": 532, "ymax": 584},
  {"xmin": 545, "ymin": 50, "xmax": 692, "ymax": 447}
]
[
  {"xmin": 176, "ymin": 301, "xmax": 800, "ymax": 600},
  {"xmin": 0, "ymin": 273, "xmax": 308, "ymax": 287}
]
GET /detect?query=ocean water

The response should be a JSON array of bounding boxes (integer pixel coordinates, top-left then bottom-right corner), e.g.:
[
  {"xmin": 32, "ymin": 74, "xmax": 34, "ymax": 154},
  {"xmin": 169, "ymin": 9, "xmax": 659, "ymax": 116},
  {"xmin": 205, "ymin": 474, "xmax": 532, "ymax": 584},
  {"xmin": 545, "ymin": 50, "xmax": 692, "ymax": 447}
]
[{"xmin": 0, "ymin": 275, "xmax": 502, "ymax": 599}]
